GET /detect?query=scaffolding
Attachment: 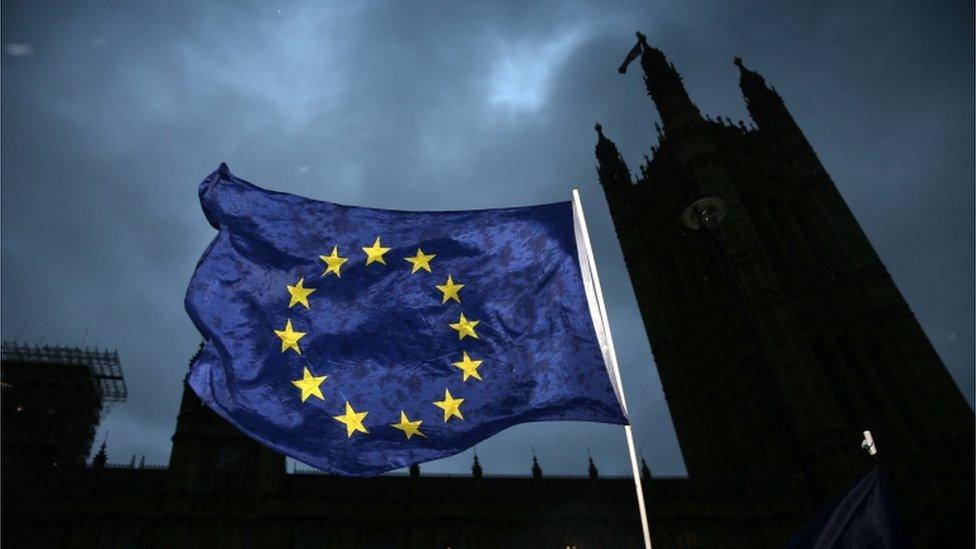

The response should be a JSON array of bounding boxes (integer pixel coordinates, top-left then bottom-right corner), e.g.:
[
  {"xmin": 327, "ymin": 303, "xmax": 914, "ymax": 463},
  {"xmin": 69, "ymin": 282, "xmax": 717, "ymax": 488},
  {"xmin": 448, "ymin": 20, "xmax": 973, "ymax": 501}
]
[
  {"xmin": 1, "ymin": 342, "xmax": 127, "ymax": 467},
  {"xmin": 1, "ymin": 342, "xmax": 127, "ymax": 402}
]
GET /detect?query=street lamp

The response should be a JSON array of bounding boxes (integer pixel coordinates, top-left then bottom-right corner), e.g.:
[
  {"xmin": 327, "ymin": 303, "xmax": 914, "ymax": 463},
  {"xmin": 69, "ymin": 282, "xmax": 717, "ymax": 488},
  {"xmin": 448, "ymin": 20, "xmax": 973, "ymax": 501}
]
[
  {"xmin": 681, "ymin": 196, "xmax": 727, "ymax": 231},
  {"xmin": 680, "ymin": 194, "xmax": 816, "ymax": 497}
]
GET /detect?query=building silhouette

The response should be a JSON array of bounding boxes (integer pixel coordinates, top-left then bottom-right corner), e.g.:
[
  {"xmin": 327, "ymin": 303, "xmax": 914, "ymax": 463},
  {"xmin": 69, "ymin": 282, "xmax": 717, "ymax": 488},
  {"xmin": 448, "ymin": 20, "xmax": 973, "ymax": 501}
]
[
  {"xmin": 0, "ymin": 343, "xmax": 127, "ymax": 469},
  {"xmin": 3, "ymin": 375, "xmax": 693, "ymax": 548},
  {"xmin": 3, "ymin": 33, "xmax": 974, "ymax": 548},
  {"xmin": 595, "ymin": 32, "xmax": 974, "ymax": 546}
]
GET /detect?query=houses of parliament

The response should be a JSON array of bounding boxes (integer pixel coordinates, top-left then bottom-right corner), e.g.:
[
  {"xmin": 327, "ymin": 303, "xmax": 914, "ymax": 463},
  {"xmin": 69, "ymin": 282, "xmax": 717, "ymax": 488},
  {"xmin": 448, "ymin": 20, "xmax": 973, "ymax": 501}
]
[{"xmin": 2, "ymin": 33, "xmax": 972, "ymax": 548}]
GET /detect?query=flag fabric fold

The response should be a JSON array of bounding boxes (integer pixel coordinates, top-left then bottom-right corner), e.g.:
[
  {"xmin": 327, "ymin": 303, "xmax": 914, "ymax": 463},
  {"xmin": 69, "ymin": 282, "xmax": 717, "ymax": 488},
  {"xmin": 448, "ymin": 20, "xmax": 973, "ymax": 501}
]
[
  {"xmin": 787, "ymin": 465, "xmax": 911, "ymax": 549},
  {"xmin": 185, "ymin": 164, "xmax": 628, "ymax": 476}
]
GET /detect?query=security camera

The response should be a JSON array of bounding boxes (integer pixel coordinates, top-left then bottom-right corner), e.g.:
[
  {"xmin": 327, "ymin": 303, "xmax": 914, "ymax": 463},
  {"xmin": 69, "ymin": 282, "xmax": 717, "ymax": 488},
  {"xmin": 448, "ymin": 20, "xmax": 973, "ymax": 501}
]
[{"xmin": 861, "ymin": 430, "xmax": 877, "ymax": 456}]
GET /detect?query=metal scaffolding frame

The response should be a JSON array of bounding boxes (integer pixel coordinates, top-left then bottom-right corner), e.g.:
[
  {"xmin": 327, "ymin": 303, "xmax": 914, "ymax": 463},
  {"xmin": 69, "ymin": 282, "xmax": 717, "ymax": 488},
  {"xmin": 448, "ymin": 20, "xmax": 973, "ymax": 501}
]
[
  {"xmin": 1, "ymin": 342, "xmax": 127, "ymax": 402},
  {"xmin": 1, "ymin": 341, "xmax": 127, "ymax": 467}
]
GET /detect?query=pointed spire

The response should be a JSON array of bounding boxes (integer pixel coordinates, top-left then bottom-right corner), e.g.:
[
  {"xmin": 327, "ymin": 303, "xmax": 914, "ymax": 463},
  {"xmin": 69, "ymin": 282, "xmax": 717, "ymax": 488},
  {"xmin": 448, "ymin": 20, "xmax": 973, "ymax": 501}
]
[
  {"xmin": 587, "ymin": 451, "xmax": 600, "ymax": 479},
  {"xmin": 531, "ymin": 448, "xmax": 543, "ymax": 479},
  {"xmin": 735, "ymin": 56, "xmax": 790, "ymax": 131},
  {"xmin": 471, "ymin": 449, "xmax": 483, "ymax": 479},
  {"xmin": 594, "ymin": 123, "xmax": 632, "ymax": 188},
  {"xmin": 735, "ymin": 56, "xmax": 767, "ymax": 93},
  {"xmin": 639, "ymin": 153, "xmax": 651, "ymax": 180},
  {"xmin": 636, "ymin": 37, "xmax": 702, "ymax": 131},
  {"xmin": 641, "ymin": 457, "xmax": 652, "ymax": 480},
  {"xmin": 409, "ymin": 462, "xmax": 421, "ymax": 478},
  {"xmin": 189, "ymin": 341, "xmax": 205, "ymax": 366},
  {"xmin": 139, "ymin": 455, "xmax": 146, "ymax": 469},
  {"xmin": 128, "ymin": 454, "xmax": 136, "ymax": 468},
  {"xmin": 91, "ymin": 440, "xmax": 108, "ymax": 470}
]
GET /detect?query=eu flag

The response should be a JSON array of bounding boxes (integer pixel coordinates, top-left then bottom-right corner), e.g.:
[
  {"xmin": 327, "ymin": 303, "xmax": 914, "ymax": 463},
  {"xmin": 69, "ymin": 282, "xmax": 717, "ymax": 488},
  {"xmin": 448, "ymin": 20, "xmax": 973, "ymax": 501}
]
[
  {"xmin": 787, "ymin": 465, "xmax": 910, "ymax": 549},
  {"xmin": 185, "ymin": 164, "xmax": 628, "ymax": 476}
]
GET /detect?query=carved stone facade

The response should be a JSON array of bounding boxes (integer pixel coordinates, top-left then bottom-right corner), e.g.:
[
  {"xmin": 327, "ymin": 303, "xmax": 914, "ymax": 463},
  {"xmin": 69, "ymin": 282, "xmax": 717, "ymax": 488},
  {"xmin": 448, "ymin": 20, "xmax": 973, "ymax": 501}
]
[{"xmin": 595, "ymin": 34, "xmax": 974, "ymax": 547}]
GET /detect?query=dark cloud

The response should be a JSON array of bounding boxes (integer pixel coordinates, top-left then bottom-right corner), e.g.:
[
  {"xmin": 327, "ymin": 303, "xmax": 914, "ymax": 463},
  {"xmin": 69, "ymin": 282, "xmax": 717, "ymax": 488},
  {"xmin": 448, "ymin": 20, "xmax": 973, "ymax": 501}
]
[{"xmin": 2, "ymin": 0, "xmax": 972, "ymax": 476}]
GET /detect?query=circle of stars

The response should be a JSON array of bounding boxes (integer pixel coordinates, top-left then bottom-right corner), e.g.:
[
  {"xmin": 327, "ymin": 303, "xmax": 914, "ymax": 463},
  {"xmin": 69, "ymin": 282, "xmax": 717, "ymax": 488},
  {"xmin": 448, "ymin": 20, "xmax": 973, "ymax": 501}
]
[{"xmin": 272, "ymin": 236, "xmax": 486, "ymax": 445}]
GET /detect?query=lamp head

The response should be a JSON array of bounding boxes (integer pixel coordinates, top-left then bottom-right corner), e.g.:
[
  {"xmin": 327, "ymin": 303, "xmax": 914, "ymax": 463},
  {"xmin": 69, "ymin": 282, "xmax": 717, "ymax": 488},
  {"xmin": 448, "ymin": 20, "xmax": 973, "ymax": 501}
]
[{"xmin": 682, "ymin": 197, "xmax": 727, "ymax": 230}]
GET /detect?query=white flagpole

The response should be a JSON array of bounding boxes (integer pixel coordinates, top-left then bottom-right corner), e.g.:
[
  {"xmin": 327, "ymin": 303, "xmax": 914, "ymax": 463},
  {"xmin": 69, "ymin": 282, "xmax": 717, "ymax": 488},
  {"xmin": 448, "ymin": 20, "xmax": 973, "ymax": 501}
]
[{"xmin": 572, "ymin": 188, "xmax": 653, "ymax": 549}]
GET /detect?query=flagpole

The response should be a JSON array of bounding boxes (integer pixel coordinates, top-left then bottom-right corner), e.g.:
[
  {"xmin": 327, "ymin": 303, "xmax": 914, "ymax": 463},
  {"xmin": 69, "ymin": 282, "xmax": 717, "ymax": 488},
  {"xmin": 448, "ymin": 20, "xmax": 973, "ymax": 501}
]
[{"xmin": 572, "ymin": 188, "xmax": 653, "ymax": 549}]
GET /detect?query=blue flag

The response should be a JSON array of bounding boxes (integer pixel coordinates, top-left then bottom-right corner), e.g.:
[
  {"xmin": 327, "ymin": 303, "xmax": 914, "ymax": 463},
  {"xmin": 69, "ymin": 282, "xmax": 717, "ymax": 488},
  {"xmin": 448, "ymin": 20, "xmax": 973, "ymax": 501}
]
[
  {"xmin": 185, "ymin": 164, "xmax": 628, "ymax": 476},
  {"xmin": 787, "ymin": 465, "xmax": 911, "ymax": 549}
]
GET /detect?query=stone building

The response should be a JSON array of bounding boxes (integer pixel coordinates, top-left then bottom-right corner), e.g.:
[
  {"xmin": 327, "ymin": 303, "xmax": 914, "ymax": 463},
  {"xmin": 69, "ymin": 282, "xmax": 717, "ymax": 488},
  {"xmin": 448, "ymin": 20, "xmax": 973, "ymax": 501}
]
[
  {"xmin": 3, "ymin": 379, "xmax": 800, "ymax": 548},
  {"xmin": 595, "ymin": 32, "xmax": 974, "ymax": 546},
  {"xmin": 2, "ymin": 33, "xmax": 973, "ymax": 549},
  {"xmin": 0, "ymin": 343, "xmax": 127, "ymax": 470}
]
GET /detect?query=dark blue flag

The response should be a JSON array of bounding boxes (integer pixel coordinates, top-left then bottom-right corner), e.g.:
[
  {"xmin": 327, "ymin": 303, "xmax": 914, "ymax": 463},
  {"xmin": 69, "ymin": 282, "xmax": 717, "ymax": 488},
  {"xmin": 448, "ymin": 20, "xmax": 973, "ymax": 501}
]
[
  {"xmin": 185, "ymin": 164, "xmax": 628, "ymax": 476},
  {"xmin": 787, "ymin": 465, "xmax": 911, "ymax": 549}
]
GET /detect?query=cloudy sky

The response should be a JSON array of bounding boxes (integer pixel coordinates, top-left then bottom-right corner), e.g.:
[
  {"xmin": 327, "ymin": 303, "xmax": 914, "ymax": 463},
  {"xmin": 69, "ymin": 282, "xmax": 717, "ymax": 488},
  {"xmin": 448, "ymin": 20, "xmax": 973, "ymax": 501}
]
[{"xmin": 2, "ymin": 0, "xmax": 972, "ymax": 476}]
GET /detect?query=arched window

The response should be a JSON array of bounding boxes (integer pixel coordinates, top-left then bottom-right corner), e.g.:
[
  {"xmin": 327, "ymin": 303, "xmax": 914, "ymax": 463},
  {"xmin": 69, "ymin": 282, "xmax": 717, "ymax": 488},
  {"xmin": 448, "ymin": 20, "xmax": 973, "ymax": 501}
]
[
  {"xmin": 791, "ymin": 201, "xmax": 833, "ymax": 270},
  {"xmin": 677, "ymin": 234, "xmax": 705, "ymax": 300},
  {"xmin": 863, "ymin": 335, "xmax": 918, "ymax": 433},
  {"xmin": 707, "ymin": 390, "xmax": 741, "ymax": 477},
  {"xmin": 836, "ymin": 334, "xmax": 893, "ymax": 432},
  {"xmin": 767, "ymin": 196, "xmax": 805, "ymax": 264},
  {"xmin": 732, "ymin": 368, "xmax": 767, "ymax": 469},
  {"xmin": 740, "ymin": 193, "xmax": 784, "ymax": 259},
  {"xmin": 808, "ymin": 332, "xmax": 869, "ymax": 428},
  {"xmin": 664, "ymin": 251, "xmax": 690, "ymax": 320}
]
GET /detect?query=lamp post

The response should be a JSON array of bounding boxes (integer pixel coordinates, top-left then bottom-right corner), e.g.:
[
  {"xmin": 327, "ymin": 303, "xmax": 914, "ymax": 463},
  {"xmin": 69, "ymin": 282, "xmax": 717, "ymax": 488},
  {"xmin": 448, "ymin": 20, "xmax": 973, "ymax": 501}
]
[
  {"xmin": 681, "ymin": 196, "xmax": 762, "ymax": 358},
  {"xmin": 681, "ymin": 195, "xmax": 816, "ymax": 498}
]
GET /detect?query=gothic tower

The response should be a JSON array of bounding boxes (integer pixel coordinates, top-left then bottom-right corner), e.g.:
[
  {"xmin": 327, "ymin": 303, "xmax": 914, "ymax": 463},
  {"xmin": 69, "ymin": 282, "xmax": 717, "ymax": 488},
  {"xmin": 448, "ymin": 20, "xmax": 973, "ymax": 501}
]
[
  {"xmin": 166, "ymin": 349, "xmax": 285, "ymax": 496},
  {"xmin": 596, "ymin": 33, "xmax": 973, "ymax": 545}
]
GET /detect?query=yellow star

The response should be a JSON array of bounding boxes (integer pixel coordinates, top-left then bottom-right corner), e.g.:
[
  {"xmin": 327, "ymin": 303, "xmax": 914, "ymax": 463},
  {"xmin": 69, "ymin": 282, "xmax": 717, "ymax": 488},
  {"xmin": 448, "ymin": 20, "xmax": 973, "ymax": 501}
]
[
  {"xmin": 319, "ymin": 246, "xmax": 348, "ymax": 277},
  {"xmin": 290, "ymin": 367, "xmax": 327, "ymax": 402},
  {"xmin": 274, "ymin": 319, "xmax": 306, "ymax": 354},
  {"xmin": 390, "ymin": 411, "xmax": 426, "ymax": 439},
  {"xmin": 404, "ymin": 248, "xmax": 436, "ymax": 274},
  {"xmin": 433, "ymin": 389, "xmax": 464, "ymax": 422},
  {"xmin": 436, "ymin": 275, "xmax": 464, "ymax": 303},
  {"xmin": 286, "ymin": 277, "xmax": 316, "ymax": 309},
  {"xmin": 452, "ymin": 351, "xmax": 483, "ymax": 382},
  {"xmin": 449, "ymin": 313, "xmax": 480, "ymax": 340},
  {"xmin": 362, "ymin": 236, "xmax": 391, "ymax": 266},
  {"xmin": 333, "ymin": 401, "xmax": 369, "ymax": 438}
]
